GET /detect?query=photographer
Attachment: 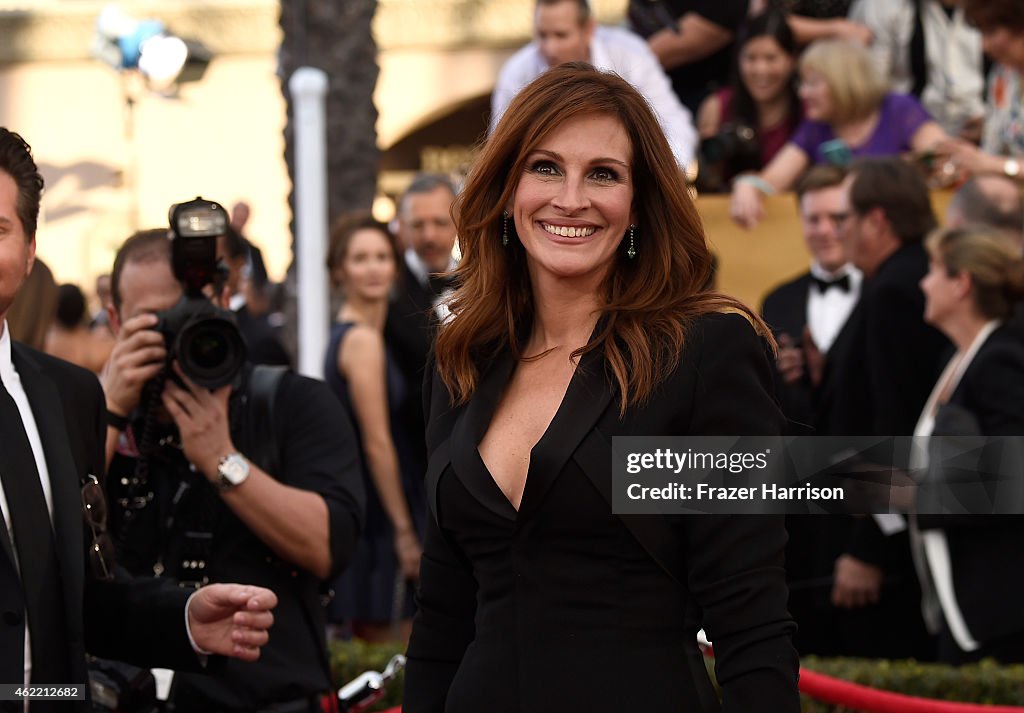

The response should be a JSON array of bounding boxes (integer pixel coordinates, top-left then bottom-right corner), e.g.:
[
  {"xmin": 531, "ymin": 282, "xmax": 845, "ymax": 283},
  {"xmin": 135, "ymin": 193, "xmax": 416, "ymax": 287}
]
[{"xmin": 99, "ymin": 217, "xmax": 365, "ymax": 712}]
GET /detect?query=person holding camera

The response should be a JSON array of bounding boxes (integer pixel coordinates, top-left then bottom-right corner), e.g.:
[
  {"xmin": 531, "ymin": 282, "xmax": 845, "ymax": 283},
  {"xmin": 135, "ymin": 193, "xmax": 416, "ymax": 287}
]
[
  {"xmin": 696, "ymin": 9, "xmax": 802, "ymax": 192},
  {"xmin": 0, "ymin": 128, "xmax": 280, "ymax": 712},
  {"xmin": 99, "ymin": 224, "xmax": 366, "ymax": 712}
]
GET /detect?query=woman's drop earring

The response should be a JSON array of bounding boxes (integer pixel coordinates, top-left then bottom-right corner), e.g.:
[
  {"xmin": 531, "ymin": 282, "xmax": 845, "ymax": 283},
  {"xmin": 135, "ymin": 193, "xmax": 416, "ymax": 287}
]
[
  {"xmin": 626, "ymin": 224, "xmax": 637, "ymax": 260},
  {"xmin": 502, "ymin": 211, "xmax": 510, "ymax": 247}
]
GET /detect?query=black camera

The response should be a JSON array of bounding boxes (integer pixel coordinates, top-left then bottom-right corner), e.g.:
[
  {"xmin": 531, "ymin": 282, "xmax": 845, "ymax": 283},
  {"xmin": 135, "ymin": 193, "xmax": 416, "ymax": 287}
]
[
  {"xmin": 155, "ymin": 197, "xmax": 246, "ymax": 390},
  {"xmin": 700, "ymin": 123, "xmax": 759, "ymax": 166},
  {"xmin": 696, "ymin": 123, "xmax": 761, "ymax": 193}
]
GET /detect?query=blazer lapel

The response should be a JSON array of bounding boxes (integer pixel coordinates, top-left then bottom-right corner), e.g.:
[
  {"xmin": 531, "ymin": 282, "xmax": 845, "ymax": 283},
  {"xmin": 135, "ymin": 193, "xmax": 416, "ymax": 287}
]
[
  {"xmin": 11, "ymin": 346, "xmax": 85, "ymax": 634},
  {"xmin": 448, "ymin": 349, "xmax": 518, "ymax": 521},
  {"xmin": 519, "ymin": 346, "xmax": 614, "ymax": 518},
  {"xmin": 430, "ymin": 342, "xmax": 615, "ymax": 520},
  {"xmin": 0, "ymin": 491, "xmax": 13, "ymax": 570}
]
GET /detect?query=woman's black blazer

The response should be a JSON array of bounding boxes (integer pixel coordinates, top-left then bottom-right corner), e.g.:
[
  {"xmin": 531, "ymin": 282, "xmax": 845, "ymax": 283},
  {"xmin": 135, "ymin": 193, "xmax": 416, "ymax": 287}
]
[
  {"xmin": 917, "ymin": 324, "xmax": 1024, "ymax": 646},
  {"xmin": 404, "ymin": 312, "xmax": 800, "ymax": 713}
]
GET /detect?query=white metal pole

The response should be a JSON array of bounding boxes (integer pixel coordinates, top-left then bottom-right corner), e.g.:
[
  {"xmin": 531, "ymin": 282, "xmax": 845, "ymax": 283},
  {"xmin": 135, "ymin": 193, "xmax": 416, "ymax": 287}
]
[{"xmin": 288, "ymin": 67, "xmax": 330, "ymax": 379}]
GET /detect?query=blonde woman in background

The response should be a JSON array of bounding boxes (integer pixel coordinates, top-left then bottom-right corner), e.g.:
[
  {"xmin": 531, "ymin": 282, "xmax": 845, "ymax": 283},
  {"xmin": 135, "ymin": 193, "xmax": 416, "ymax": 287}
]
[
  {"xmin": 914, "ymin": 225, "xmax": 1024, "ymax": 664},
  {"xmin": 731, "ymin": 38, "xmax": 947, "ymax": 229}
]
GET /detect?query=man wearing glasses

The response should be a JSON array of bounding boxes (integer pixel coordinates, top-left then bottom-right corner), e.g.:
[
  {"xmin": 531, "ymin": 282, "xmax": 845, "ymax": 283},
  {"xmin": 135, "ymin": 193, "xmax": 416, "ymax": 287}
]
[
  {"xmin": 98, "ymin": 229, "xmax": 365, "ymax": 707},
  {"xmin": 0, "ymin": 127, "xmax": 279, "ymax": 712}
]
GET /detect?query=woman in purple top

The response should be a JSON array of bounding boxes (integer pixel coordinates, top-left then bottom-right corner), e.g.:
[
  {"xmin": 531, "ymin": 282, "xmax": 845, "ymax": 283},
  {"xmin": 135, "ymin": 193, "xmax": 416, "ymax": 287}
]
[{"xmin": 730, "ymin": 38, "xmax": 948, "ymax": 229}]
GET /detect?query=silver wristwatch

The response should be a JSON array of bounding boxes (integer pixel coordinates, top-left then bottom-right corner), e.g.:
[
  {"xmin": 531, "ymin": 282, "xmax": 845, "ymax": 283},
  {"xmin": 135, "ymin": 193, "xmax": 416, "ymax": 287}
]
[{"xmin": 216, "ymin": 452, "xmax": 251, "ymax": 491}]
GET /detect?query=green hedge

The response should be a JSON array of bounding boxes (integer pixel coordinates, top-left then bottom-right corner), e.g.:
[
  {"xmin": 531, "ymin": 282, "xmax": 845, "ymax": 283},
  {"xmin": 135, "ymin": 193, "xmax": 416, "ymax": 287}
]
[
  {"xmin": 329, "ymin": 640, "xmax": 1024, "ymax": 712},
  {"xmin": 796, "ymin": 656, "xmax": 1024, "ymax": 712}
]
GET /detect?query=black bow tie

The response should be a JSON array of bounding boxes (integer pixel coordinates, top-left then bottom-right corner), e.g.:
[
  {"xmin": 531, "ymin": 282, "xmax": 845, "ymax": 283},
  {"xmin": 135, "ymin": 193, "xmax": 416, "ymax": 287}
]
[
  {"xmin": 812, "ymin": 274, "xmax": 851, "ymax": 294},
  {"xmin": 428, "ymin": 273, "xmax": 455, "ymax": 296}
]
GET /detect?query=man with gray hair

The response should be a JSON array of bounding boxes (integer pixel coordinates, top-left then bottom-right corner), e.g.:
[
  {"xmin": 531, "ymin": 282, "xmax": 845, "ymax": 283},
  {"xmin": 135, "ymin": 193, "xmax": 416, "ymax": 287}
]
[
  {"xmin": 491, "ymin": 0, "xmax": 697, "ymax": 168},
  {"xmin": 385, "ymin": 173, "xmax": 459, "ymax": 473},
  {"xmin": 946, "ymin": 175, "xmax": 1024, "ymax": 246}
]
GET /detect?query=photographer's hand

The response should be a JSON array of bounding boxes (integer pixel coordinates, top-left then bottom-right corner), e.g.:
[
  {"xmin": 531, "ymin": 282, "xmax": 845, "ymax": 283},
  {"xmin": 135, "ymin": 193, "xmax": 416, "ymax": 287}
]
[
  {"xmin": 161, "ymin": 361, "xmax": 235, "ymax": 478},
  {"xmin": 102, "ymin": 313, "xmax": 167, "ymax": 417}
]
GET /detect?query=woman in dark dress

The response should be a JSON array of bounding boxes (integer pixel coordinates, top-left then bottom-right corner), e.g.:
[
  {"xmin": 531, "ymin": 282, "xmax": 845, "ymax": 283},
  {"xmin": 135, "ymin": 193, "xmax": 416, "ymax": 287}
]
[
  {"xmin": 324, "ymin": 213, "xmax": 425, "ymax": 643},
  {"xmin": 914, "ymin": 225, "xmax": 1024, "ymax": 663},
  {"xmin": 404, "ymin": 64, "xmax": 800, "ymax": 713}
]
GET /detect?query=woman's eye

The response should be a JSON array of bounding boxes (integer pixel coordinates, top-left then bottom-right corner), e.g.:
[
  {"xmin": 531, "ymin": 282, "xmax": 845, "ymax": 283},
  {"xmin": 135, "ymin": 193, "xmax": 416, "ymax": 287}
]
[
  {"xmin": 529, "ymin": 161, "xmax": 559, "ymax": 176},
  {"xmin": 591, "ymin": 167, "xmax": 619, "ymax": 182}
]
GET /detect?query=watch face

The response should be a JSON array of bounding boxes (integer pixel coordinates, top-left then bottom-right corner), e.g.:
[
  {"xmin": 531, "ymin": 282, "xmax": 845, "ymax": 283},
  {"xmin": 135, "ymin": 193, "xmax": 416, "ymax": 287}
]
[{"xmin": 220, "ymin": 455, "xmax": 249, "ymax": 485}]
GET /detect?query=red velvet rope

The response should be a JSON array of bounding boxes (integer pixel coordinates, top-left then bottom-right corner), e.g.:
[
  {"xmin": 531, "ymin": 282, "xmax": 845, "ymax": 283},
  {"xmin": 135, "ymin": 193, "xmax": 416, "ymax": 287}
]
[{"xmin": 798, "ymin": 667, "xmax": 1024, "ymax": 713}]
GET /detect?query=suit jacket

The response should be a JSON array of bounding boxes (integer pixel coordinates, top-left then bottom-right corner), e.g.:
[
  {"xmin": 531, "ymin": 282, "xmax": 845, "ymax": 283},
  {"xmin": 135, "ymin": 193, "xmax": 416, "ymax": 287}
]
[
  {"xmin": 384, "ymin": 261, "xmax": 438, "ymax": 471},
  {"xmin": 815, "ymin": 242, "xmax": 950, "ymax": 571},
  {"xmin": 917, "ymin": 325, "xmax": 1024, "ymax": 646},
  {"xmin": 235, "ymin": 305, "xmax": 291, "ymax": 368},
  {"xmin": 818, "ymin": 241, "xmax": 950, "ymax": 439},
  {"xmin": 796, "ymin": 244, "xmax": 946, "ymax": 660},
  {"xmin": 0, "ymin": 345, "xmax": 194, "ymax": 713},
  {"xmin": 404, "ymin": 313, "xmax": 799, "ymax": 713}
]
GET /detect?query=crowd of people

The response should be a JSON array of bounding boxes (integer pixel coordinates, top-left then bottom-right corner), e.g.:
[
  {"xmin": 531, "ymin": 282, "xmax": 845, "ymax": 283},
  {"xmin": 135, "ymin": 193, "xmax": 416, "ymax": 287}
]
[{"xmin": 3, "ymin": 0, "xmax": 1024, "ymax": 712}]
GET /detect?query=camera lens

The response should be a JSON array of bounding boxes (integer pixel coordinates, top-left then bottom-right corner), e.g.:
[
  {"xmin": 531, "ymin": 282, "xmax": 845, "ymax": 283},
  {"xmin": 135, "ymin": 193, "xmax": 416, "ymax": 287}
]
[
  {"xmin": 175, "ymin": 314, "xmax": 246, "ymax": 389},
  {"xmin": 188, "ymin": 328, "xmax": 230, "ymax": 368}
]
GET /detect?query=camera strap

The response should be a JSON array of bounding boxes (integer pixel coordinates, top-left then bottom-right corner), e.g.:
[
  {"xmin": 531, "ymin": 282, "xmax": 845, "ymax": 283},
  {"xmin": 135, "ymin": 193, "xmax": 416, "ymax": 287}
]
[{"xmin": 244, "ymin": 364, "xmax": 288, "ymax": 476}]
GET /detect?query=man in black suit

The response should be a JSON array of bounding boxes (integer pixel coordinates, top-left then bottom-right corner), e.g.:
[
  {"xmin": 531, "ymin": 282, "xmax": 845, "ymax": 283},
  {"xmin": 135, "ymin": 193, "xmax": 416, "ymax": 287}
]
[
  {"xmin": 761, "ymin": 165, "xmax": 863, "ymax": 656},
  {"xmin": 946, "ymin": 174, "xmax": 1024, "ymax": 246},
  {"xmin": 218, "ymin": 224, "xmax": 292, "ymax": 368},
  {"xmin": 100, "ymin": 227, "xmax": 365, "ymax": 711},
  {"xmin": 384, "ymin": 173, "xmax": 459, "ymax": 470},
  {"xmin": 0, "ymin": 127, "xmax": 277, "ymax": 711},
  {"xmin": 762, "ymin": 164, "xmax": 862, "ymax": 434},
  {"xmin": 813, "ymin": 157, "xmax": 950, "ymax": 659}
]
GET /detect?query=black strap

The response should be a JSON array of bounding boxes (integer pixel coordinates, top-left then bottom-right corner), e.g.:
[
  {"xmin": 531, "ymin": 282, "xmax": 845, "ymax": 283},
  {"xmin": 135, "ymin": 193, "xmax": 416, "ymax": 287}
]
[
  {"xmin": 0, "ymin": 375, "xmax": 70, "ymax": 690},
  {"xmin": 909, "ymin": 0, "xmax": 927, "ymax": 98},
  {"xmin": 244, "ymin": 364, "xmax": 288, "ymax": 477}
]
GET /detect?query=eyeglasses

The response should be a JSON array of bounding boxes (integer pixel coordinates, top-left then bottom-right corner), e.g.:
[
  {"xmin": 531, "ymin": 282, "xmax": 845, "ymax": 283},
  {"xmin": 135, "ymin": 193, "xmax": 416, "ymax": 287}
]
[{"xmin": 81, "ymin": 474, "xmax": 116, "ymax": 582}]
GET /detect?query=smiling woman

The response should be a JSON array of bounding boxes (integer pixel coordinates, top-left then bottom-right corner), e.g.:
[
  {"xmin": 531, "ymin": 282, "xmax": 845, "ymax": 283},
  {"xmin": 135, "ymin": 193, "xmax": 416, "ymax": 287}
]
[
  {"xmin": 511, "ymin": 113, "xmax": 634, "ymax": 284},
  {"xmin": 403, "ymin": 64, "xmax": 801, "ymax": 713}
]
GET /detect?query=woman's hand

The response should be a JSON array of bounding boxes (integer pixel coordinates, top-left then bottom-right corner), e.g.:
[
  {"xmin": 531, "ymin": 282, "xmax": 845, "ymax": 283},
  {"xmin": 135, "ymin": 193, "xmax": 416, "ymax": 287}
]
[
  {"xmin": 730, "ymin": 179, "xmax": 766, "ymax": 230},
  {"xmin": 936, "ymin": 138, "xmax": 1005, "ymax": 177},
  {"xmin": 395, "ymin": 528, "xmax": 423, "ymax": 582}
]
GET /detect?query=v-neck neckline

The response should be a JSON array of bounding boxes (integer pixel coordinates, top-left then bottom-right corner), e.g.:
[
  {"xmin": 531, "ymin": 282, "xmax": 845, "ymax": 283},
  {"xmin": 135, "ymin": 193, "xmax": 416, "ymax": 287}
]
[{"xmin": 454, "ymin": 339, "xmax": 613, "ymax": 519}]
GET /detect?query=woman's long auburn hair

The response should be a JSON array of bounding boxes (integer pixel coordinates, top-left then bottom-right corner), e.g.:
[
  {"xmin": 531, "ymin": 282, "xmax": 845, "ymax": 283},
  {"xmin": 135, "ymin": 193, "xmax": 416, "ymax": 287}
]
[{"xmin": 436, "ymin": 63, "xmax": 773, "ymax": 414}]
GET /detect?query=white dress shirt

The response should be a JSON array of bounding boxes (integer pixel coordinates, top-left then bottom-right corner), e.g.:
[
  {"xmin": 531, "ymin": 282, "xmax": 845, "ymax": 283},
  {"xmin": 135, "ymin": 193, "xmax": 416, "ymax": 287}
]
[
  {"xmin": 0, "ymin": 320, "xmax": 55, "ymax": 692},
  {"xmin": 850, "ymin": 0, "xmax": 985, "ymax": 135},
  {"xmin": 490, "ymin": 25, "xmax": 698, "ymax": 168},
  {"xmin": 806, "ymin": 262, "xmax": 862, "ymax": 354}
]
